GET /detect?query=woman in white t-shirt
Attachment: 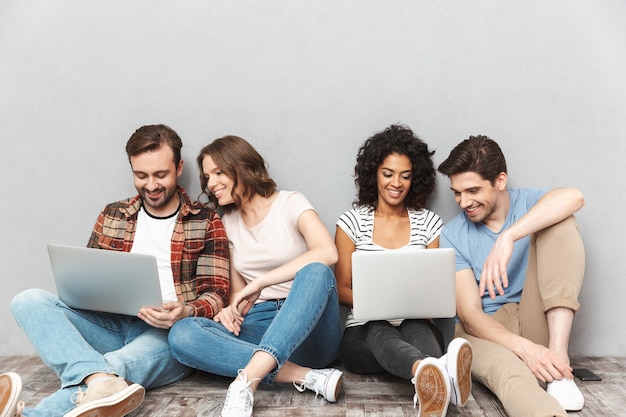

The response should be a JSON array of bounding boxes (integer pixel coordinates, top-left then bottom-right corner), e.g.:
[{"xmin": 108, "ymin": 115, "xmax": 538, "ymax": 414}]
[
  {"xmin": 168, "ymin": 135, "xmax": 343, "ymax": 417},
  {"xmin": 334, "ymin": 124, "xmax": 473, "ymax": 417}
]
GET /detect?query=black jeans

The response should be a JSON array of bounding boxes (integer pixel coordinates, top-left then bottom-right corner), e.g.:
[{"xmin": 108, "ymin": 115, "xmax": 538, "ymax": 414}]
[{"xmin": 340, "ymin": 319, "xmax": 444, "ymax": 380}]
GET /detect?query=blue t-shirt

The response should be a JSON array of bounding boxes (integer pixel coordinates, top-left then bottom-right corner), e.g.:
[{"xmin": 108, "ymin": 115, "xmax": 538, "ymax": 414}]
[{"xmin": 440, "ymin": 188, "xmax": 548, "ymax": 315}]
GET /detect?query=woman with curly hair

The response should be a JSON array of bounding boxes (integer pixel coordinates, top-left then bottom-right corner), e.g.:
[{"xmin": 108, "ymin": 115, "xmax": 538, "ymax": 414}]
[{"xmin": 334, "ymin": 124, "xmax": 473, "ymax": 417}]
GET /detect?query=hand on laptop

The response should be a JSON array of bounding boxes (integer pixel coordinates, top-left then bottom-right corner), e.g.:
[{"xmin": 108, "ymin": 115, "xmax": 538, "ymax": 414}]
[{"xmin": 138, "ymin": 301, "xmax": 187, "ymax": 329}]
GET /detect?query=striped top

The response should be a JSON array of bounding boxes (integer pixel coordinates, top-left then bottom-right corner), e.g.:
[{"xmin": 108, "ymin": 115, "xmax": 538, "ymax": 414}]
[{"xmin": 336, "ymin": 205, "xmax": 443, "ymax": 327}]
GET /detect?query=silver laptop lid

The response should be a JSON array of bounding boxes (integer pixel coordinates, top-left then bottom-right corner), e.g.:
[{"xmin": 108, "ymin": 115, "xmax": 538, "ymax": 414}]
[
  {"xmin": 47, "ymin": 243, "xmax": 164, "ymax": 316},
  {"xmin": 351, "ymin": 248, "xmax": 456, "ymax": 321}
]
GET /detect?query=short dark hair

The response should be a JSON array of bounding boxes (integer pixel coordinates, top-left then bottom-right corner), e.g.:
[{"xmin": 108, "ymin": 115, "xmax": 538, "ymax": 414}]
[
  {"xmin": 125, "ymin": 124, "xmax": 182, "ymax": 166},
  {"xmin": 438, "ymin": 135, "xmax": 507, "ymax": 184},
  {"xmin": 197, "ymin": 135, "xmax": 276, "ymax": 212},
  {"xmin": 354, "ymin": 124, "xmax": 436, "ymax": 210}
]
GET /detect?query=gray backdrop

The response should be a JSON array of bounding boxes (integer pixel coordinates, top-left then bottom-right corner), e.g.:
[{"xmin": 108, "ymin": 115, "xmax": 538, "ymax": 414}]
[{"xmin": 1, "ymin": 0, "xmax": 624, "ymax": 357}]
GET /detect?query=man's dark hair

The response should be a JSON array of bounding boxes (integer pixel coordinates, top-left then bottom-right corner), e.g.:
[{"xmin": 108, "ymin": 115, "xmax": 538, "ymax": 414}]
[
  {"xmin": 438, "ymin": 135, "xmax": 507, "ymax": 184},
  {"xmin": 126, "ymin": 124, "xmax": 183, "ymax": 166}
]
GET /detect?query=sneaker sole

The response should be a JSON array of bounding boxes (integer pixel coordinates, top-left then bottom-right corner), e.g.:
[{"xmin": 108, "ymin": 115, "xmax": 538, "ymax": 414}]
[
  {"xmin": 448, "ymin": 339, "xmax": 473, "ymax": 407},
  {"xmin": 63, "ymin": 383, "xmax": 145, "ymax": 417},
  {"xmin": 415, "ymin": 360, "xmax": 450, "ymax": 417},
  {"xmin": 0, "ymin": 372, "xmax": 22, "ymax": 417},
  {"xmin": 324, "ymin": 370, "xmax": 343, "ymax": 403}
]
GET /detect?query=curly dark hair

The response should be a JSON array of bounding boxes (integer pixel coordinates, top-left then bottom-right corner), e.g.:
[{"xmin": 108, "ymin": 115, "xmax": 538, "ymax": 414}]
[{"xmin": 354, "ymin": 124, "xmax": 436, "ymax": 210}]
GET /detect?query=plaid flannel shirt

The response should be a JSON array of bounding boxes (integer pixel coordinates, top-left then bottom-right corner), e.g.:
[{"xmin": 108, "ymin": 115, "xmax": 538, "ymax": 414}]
[{"xmin": 86, "ymin": 186, "xmax": 230, "ymax": 318}]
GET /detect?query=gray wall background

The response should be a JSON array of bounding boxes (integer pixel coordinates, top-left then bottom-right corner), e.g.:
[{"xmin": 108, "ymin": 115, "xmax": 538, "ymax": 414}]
[{"xmin": 1, "ymin": 0, "xmax": 624, "ymax": 357}]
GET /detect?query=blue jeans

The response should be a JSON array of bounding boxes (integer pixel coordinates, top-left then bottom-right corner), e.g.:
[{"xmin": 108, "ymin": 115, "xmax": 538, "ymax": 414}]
[
  {"xmin": 11, "ymin": 289, "xmax": 192, "ymax": 417},
  {"xmin": 169, "ymin": 262, "xmax": 342, "ymax": 384}
]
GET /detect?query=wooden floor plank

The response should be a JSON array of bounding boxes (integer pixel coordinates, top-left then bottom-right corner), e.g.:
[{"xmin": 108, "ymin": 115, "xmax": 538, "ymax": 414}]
[{"xmin": 0, "ymin": 355, "xmax": 622, "ymax": 416}]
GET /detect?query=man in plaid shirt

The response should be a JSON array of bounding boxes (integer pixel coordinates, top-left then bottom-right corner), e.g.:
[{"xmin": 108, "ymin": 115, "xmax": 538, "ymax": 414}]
[{"xmin": 3, "ymin": 124, "xmax": 230, "ymax": 417}]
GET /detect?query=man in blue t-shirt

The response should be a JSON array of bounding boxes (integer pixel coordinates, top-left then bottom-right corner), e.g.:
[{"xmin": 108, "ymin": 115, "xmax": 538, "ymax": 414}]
[{"xmin": 438, "ymin": 136, "xmax": 585, "ymax": 417}]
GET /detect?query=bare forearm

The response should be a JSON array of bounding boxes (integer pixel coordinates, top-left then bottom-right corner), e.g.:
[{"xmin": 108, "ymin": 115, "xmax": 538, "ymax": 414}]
[
  {"xmin": 505, "ymin": 188, "xmax": 584, "ymax": 242},
  {"xmin": 461, "ymin": 310, "xmax": 529, "ymax": 356},
  {"xmin": 254, "ymin": 245, "xmax": 337, "ymax": 289}
]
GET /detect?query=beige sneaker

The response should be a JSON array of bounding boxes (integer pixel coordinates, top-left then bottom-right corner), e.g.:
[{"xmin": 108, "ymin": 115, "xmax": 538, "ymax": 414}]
[
  {"xmin": 64, "ymin": 376, "xmax": 145, "ymax": 417},
  {"xmin": 0, "ymin": 372, "xmax": 24, "ymax": 417}
]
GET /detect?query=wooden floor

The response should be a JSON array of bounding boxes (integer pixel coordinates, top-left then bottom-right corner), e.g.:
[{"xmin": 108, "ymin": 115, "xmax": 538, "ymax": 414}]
[{"xmin": 1, "ymin": 355, "xmax": 623, "ymax": 416}]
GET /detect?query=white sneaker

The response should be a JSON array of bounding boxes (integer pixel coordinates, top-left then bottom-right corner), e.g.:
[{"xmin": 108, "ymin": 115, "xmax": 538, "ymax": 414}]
[
  {"xmin": 221, "ymin": 370, "xmax": 260, "ymax": 417},
  {"xmin": 411, "ymin": 357, "xmax": 450, "ymax": 417},
  {"xmin": 293, "ymin": 368, "xmax": 343, "ymax": 402},
  {"xmin": 0, "ymin": 372, "xmax": 24, "ymax": 417},
  {"xmin": 547, "ymin": 378, "xmax": 585, "ymax": 411},
  {"xmin": 439, "ymin": 337, "xmax": 473, "ymax": 407}
]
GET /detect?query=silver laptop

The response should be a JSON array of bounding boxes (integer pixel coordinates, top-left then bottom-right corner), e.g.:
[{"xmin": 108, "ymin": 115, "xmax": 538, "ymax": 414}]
[
  {"xmin": 47, "ymin": 243, "xmax": 164, "ymax": 316},
  {"xmin": 351, "ymin": 248, "xmax": 456, "ymax": 321}
]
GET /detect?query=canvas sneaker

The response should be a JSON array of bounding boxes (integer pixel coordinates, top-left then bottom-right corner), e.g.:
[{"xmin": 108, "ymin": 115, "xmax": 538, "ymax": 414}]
[
  {"xmin": 64, "ymin": 376, "xmax": 144, "ymax": 417},
  {"xmin": 0, "ymin": 372, "xmax": 24, "ymax": 417},
  {"xmin": 221, "ymin": 370, "xmax": 260, "ymax": 417},
  {"xmin": 547, "ymin": 378, "xmax": 585, "ymax": 411},
  {"xmin": 411, "ymin": 357, "xmax": 450, "ymax": 417},
  {"xmin": 439, "ymin": 337, "xmax": 473, "ymax": 407},
  {"xmin": 293, "ymin": 368, "xmax": 343, "ymax": 402}
]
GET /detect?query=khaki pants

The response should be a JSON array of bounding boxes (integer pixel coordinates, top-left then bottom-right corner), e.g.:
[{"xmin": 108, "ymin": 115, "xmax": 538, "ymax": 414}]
[{"xmin": 454, "ymin": 215, "xmax": 585, "ymax": 417}]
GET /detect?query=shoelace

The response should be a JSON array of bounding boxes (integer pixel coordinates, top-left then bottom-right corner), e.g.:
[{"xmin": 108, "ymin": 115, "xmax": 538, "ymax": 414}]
[
  {"xmin": 450, "ymin": 381, "xmax": 459, "ymax": 405},
  {"xmin": 410, "ymin": 376, "xmax": 418, "ymax": 408},
  {"xmin": 293, "ymin": 373, "xmax": 320, "ymax": 398},
  {"xmin": 439, "ymin": 353, "xmax": 460, "ymax": 405},
  {"xmin": 223, "ymin": 370, "xmax": 260, "ymax": 412},
  {"xmin": 70, "ymin": 387, "xmax": 87, "ymax": 405},
  {"xmin": 13, "ymin": 401, "xmax": 25, "ymax": 417}
]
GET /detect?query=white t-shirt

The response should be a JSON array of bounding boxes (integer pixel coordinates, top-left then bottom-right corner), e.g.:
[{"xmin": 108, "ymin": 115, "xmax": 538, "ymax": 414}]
[
  {"xmin": 131, "ymin": 207, "xmax": 178, "ymax": 303},
  {"xmin": 222, "ymin": 190, "xmax": 314, "ymax": 302}
]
